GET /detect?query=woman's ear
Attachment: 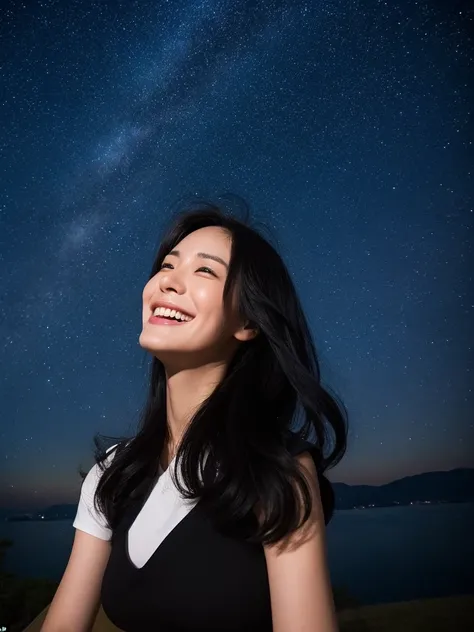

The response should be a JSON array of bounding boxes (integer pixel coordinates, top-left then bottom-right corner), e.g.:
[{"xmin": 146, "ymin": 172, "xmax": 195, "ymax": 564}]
[{"xmin": 234, "ymin": 320, "xmax": 259, "ymax": 342}]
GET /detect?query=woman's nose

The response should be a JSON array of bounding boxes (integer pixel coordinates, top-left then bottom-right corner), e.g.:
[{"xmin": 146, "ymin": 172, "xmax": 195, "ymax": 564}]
[{"xmin": 158, "ymin": 270, "xmax": 185, "ymax": 294}]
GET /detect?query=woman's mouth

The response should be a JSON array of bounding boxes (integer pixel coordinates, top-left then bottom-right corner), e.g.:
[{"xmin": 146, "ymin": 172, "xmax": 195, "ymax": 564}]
[
  {"xmin": 148, "ymin": 314, "xmax": 191, "ymax": 325},
  {"xmin": 148, "ymin": 306, "xmax": 194, "ymax": 326}
]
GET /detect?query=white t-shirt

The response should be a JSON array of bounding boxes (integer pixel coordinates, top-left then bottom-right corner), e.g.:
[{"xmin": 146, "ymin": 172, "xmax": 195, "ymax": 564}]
[
  {"xmin": 72, "ymin": 443, "xmax": 199, "ymax": 569},
  {"xmin": 72, "ymin": 444, "xmax": 118, "ymax": 541}
]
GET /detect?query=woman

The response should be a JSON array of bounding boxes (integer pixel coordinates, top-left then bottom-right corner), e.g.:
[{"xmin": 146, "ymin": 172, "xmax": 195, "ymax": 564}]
[{"xmin": 42, "ymin": 199, "xmax": 348, "ymax": 632}]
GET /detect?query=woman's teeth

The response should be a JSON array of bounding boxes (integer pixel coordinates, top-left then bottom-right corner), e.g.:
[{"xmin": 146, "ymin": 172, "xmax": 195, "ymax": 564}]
[{"xmin": 153, "ymin": 307, "xmax": 193, "ymax": 322}]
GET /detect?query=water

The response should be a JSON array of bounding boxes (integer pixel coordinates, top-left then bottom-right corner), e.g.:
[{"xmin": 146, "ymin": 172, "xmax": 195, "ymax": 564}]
[
  {"xmin": 1, "ymin": 503, "xmax": 473, "ymax": 606},
  {"xmin": 327, "ymin": 502, "xmax": 474, "ymax": 604}
]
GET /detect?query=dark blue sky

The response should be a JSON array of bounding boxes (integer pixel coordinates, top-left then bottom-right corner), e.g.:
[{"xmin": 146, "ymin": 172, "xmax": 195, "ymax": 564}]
[{"xmin": 1, "ymin": 0, "xmax": 472, "ymax": 510}]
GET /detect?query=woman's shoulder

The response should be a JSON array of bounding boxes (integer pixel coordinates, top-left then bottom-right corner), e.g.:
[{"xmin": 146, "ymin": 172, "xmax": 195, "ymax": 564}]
[
  {"xmin": 80, "ymin": 442, "xmax": 125, "ymax": 496},
  {"xmin": 73, "ymin": 442, "xmax": 124, "ymax": 540}
]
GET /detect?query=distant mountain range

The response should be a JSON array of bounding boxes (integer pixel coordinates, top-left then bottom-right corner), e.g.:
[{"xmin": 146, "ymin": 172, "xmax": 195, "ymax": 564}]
[
  {"xmin": 3, "ymin": 503, "xmax": 78, "ymax": 522},
  {"xmin": 333, "ymin": 467, "xmax": 474, "ymax": 509},
  {"xmin": 2, "ymin": 468, "xmax": 473, "ymax": 521}
]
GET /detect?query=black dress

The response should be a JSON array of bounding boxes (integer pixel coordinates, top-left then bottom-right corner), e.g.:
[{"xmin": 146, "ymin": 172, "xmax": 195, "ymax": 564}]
[{"xmin": 100, "ymin": 433, "xmax": 314, "ymax": 631}]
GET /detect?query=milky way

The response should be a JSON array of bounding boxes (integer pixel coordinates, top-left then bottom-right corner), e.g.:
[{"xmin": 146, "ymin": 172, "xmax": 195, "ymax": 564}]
[{"xmin": 0, "ymin": 0, "xmax": 472, "ymax": 509}]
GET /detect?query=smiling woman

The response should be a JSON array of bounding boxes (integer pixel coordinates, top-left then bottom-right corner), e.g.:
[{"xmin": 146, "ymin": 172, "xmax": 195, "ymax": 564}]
[
  {"xmin": 41, "ymin": 197, "xmax": 348, "ymax": 632},
  {"xmin": 139, "ymin": 224, "xmax": 258, "ymax": 379}
]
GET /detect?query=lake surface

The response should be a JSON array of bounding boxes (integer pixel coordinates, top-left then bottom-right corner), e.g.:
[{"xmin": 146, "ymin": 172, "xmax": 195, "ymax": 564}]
[{"xmin": 1, "ymin": 502, "xmax": 473, "ymax": 606}]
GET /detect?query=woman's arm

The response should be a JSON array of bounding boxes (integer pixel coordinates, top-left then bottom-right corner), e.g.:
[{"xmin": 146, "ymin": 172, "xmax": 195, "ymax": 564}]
[
  {"xmin": 40, "ymin": 529, "xmax": 111, "ymax": 632},
  {"xmin": 263, "ymin": 452, "xmax": 339, "ymax": 632}
]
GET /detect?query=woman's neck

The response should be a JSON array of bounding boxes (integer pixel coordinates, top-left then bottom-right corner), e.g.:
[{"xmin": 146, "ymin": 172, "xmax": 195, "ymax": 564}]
[{"xmin": 164, "ymin": 361, "xmax": 227, "ymax": 446}]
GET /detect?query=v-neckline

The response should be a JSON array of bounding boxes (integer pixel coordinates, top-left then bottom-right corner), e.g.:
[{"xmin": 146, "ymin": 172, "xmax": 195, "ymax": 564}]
[
  {"xmin": 158, "ymin": 451, "xmax": 176, "ymax": 476},
  {"xmin": 124, "ymin": 502, "xmax": 201, "ymax": 572},
  {"xmin": 124, "ymin": 454, "xmax": 180, "ymax": 571}
]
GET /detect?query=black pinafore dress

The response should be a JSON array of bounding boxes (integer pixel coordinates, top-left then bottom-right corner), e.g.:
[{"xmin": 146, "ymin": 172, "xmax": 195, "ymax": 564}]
[{"xmin": 100, "ymin": 433, "xmax": 313, "ymax": 631}]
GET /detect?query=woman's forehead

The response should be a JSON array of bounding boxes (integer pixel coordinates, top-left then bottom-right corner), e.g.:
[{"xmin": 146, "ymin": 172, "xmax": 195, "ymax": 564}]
[{"xmin": 176, "ymin": 225, "xmax": 231, "ymax": 249}]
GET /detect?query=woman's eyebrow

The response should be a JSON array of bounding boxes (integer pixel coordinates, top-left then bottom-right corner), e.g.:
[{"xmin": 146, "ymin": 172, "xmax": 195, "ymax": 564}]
[{"xmin": 168, "ymin": 249, "xmax": 229, "ymax": 269}]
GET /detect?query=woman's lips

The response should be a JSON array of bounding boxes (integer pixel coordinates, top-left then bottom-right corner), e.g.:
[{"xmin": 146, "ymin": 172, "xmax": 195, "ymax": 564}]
[{"xmin": 148, "ymin": 314, "xmax": 191, "ymax": 325}]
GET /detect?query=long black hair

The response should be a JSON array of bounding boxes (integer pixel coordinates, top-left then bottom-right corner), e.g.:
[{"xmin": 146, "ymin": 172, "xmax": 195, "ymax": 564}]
[{"xmin": 80, "ymin": 197, "xmax": 348, "ymax": 546}]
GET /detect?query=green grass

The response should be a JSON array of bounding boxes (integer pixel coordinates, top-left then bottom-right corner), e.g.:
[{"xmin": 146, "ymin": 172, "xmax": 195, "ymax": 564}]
[
  {"xmin": 338, "ymin": 594, "xmax": 474, "ymax": 632},
  {"xmin": 3, "ymin": 538, "xmax": 473, "ymax": 631}
]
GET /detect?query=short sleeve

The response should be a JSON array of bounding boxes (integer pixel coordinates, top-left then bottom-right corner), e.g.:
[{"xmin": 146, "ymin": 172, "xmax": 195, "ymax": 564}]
[
  {"xmin": 287, "ymin": 431, "xmax": 335, "ymax": 524},
  {"xmin": 72, "ymin": 443, "xmax": 119, "ymax": 541}
]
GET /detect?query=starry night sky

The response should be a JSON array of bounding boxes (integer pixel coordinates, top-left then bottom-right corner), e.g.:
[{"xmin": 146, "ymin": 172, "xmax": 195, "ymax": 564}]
[{"xmin": 1, "ymin": 0, "xmax": 472, "ymax": 511}]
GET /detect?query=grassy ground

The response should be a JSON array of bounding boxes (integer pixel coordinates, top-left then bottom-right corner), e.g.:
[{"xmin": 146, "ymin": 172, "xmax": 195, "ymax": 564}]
[
  {"xmin": 338, "ymin": 594, "xmax": 474, "ymax": 632},
  {"xmin": 22, "ymin": 594, "xmax": 474, "ymax": 631}
]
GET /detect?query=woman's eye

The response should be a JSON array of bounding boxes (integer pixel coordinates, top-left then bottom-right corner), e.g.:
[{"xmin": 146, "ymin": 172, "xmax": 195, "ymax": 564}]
[
  {"xmin": 198, "ymin": 266, "xmax": 216, "ymax": 276},
  {"xmin": 159, "ymin": 263, "xmax": 215, "ymax": 276}
]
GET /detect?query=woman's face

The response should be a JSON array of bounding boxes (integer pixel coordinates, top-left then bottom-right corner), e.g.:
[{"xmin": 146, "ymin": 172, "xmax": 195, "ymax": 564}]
[{"xmin": 139, "ymin": 226, "xmax": 255, "ymax": 367}]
